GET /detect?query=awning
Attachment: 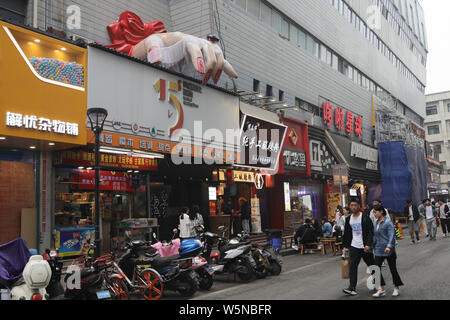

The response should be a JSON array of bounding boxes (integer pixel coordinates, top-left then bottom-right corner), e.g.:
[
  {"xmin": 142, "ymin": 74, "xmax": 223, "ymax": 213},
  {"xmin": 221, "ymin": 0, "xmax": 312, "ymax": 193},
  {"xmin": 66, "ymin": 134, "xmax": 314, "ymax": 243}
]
[{"xmin": 328, "ymin": 133, "xmax": 382, "ymax": 182}]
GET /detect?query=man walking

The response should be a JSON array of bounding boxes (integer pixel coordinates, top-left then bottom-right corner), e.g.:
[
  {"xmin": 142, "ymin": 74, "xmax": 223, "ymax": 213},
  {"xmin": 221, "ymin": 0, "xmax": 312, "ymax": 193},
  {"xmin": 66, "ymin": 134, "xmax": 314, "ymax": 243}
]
[
  {"xmin": 418, "ymin": 200, "xmax": 428, "ymax": 237},
  {"xmin": 343, "ymin": 198, "xmax": 375, "ymax": 296},
  {"xmin": 421, "ymin": 199, "xmax": 438, "ymax": 241},
  {"xmin": 438, "ymin": 200, "xmax": 450, "ymax": 238},
  {"xmin": 403, "ymin": 200, "xmax": 420, "ymax": 244}
]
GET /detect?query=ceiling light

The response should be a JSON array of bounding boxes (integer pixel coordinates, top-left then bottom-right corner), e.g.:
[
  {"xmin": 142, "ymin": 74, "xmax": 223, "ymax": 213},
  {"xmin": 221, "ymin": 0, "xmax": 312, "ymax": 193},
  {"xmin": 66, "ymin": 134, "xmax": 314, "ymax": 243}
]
[
  {"xmin": 131, "ymin": 150, "xmax": 165, "ymax": 159},
  {"xmin": 61, "ymin": 47, "xmax": 67, "ymax": 51},
  {"xmin": 99, "ymin": 147, "xmax": 131, "ymax": 155},
  {"xmin": 34, "ymin": 39, "xmax": 40, "ymax": 43},
  {"xmin": 127, "ymin": 170, "xmax": 133, "ymax": 173},
  {"xmin": 30, "ymin": 146, "xmax": 36, "ymax": 149},
  {"xmin": 134, "ymin": 171, "xmax": 140, "ymax": 173},
  {"xmin": 49, "ymin": 142, "xmax": 55, "ymax": 146},
  {"xmin": 0, "ymin": 137, "xmax": 6, "ymax": 140},
  {"xmin": 78, "ymin": 166, "xmax": 85, "ymax": 170},
  {"xmin": 86, "ymin": 167, "xmax": 93, "ymax": 170}
]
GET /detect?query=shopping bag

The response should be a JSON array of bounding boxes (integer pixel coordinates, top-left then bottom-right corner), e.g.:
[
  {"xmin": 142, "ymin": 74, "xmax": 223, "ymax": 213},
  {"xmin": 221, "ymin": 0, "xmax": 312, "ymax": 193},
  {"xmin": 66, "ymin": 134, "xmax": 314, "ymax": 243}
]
[{"xmin": 341, "ymin": 258, "xmax": 350, "ymax": 279}]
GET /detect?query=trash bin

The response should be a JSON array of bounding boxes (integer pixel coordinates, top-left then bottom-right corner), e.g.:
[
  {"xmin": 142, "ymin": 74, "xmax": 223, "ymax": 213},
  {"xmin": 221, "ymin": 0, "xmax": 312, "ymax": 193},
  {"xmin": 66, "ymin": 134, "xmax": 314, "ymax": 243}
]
[{"xmin": 265, "ymin": 229, "xmax": 283, "ymax": 251}]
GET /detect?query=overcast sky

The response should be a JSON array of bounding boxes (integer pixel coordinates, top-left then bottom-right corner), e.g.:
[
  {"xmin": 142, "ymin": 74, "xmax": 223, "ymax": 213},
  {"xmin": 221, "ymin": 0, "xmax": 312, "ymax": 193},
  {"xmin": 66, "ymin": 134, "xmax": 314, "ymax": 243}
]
[{"xmin": 421, "ymin": 0, "xmax": 450, "ymax": 95}]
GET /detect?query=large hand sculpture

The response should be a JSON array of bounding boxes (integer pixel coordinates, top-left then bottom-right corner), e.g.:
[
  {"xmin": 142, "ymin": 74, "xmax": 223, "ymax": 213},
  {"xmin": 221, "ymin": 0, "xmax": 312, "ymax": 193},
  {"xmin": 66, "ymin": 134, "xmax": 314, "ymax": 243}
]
[
  {"xmin": 132, "ymin": 32, "xmax": 238, "ymax": 85},
  {"xmin": 106, "ymin": 11, "xmax": 238, "ymax": 85}
]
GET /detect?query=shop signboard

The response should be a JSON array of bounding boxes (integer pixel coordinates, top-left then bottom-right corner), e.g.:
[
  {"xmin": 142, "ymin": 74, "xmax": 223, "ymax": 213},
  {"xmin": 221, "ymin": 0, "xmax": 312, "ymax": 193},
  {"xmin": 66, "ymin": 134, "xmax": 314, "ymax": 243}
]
[
  {"xmin": 0, "ymin": 21, "xmax": 87, "ymax": 146},
  {"xmin": 320, "ymin": 97, "xmax": 363, "ymax": 140},
  {"xmin": 87, "ymin": 46, "xmax": 240, "ymax": 159},
  {"xmin": 238, "ymin": 114, "xmax": 287, "ymax": 171},
  {"xmin": 56, "ymin": 150, "xmax": 158, "ymax": 171},
  {"xmin": 333, "ymin": 164, "xmax": 349, "ymax": 187},
  {"xmin": 309, "ymin": 139, "xmax": 338, "ymax": 175},
  {"xmin": 327, "ymin": 193, "xmax": 342, "ymax": 222},
  {"xmin": 72, "ymin": 170, "xmax": 135, "ymax": 192},
  {"xmin": 283, "ymin": 148, "xmax": 307, "ymax": 172},
  {"xmin": 232, "ymin": 171, "xmax": 255, "ymax": 183},
  {"xmin": 284, "ymin": 182, "xmax": 291, "ymax": 212}
]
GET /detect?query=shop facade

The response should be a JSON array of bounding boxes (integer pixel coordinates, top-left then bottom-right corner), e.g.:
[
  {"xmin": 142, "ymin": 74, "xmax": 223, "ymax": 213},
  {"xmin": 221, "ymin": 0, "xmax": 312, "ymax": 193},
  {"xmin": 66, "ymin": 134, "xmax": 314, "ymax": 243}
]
[
  {"xmin": 48, "ymin": 43, "xmax": 241, "ymax": 254},
  {"xmin": 0, "ymin": 20, "xmax": 87, "ymax": 253}
]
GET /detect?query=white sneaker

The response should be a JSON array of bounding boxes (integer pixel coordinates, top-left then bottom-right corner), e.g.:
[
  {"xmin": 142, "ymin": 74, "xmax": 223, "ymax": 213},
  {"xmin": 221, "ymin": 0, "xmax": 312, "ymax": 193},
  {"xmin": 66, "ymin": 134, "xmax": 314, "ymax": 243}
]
[
  {"xmin": 373, "ymin": 290, "xmax": 386, "ymax": 298},
  {"xmin": 392, "ymin": 288, "xmax": 400, "ymax": 297},
  {"xmin": 292, "ymin": 245, "xmax": 299, "ymax": 251}
]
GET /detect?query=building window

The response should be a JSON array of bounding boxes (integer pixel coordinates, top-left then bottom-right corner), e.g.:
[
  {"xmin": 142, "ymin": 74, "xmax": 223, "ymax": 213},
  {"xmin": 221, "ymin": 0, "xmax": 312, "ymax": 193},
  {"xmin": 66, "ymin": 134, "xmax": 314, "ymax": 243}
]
[
  {"xmin": 447, "ymin": 104, "xmax": 450, "ymax": 113},
  {"xmin": 279, "ymin": 90, "xmax": 284, "ymax": 102},
  {"xmin": 266, "ymin": 84, "xmax": 273, "ymax": 98},
  {"xmin": 247, "ymin": 0, "xmax": 260, "ymax": 18},
  {"xmin": 260, "ymin": 2, "xmax": 272, "ymax": 25},
  {"xmin": 427, "ymin": 125, "xmax": 440, "ymax": 135},
  {"xmin": 426, "ymin": 105, "xmax": 438, "ymax": 116},
  {"xmin": 253, "ymin": 79, "xmax": 260, "ymax": 93},
  {"xmin": 435, "ymin": 144, "xmax": 442, "ymax": 155}
]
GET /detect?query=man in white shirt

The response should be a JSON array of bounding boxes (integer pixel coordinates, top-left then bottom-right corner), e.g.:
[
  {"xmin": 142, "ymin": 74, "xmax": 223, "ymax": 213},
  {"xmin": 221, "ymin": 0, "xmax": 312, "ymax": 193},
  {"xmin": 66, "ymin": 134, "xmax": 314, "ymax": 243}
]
[{"xmin": 422, "ymin": 199, "xmax": 438, "ymax": 241}]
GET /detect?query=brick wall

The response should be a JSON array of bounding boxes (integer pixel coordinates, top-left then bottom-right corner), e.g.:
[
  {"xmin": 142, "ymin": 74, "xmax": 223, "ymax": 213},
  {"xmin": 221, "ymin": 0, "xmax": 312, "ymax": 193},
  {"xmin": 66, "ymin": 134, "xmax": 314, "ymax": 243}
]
[{"xmin": 0, "ymin": 161, "xmax": 36, "ymax": 245}]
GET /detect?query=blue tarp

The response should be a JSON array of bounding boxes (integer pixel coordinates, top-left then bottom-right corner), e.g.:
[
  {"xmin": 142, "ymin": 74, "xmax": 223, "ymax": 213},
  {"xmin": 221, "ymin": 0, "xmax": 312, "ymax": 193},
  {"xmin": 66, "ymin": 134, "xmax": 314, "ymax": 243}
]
[
  {"xmin": 378, "ymin": 142, "xmax": 412, "ymax": 212},
  {"xmin": 405, "ymin": 145, "xmax": 428, "ymax": 206}
]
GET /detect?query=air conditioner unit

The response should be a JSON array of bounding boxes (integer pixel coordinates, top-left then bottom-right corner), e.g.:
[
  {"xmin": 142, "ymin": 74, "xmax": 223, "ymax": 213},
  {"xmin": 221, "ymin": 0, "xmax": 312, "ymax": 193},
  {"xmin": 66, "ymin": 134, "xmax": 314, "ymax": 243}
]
[{"xmin": 70, "ymin": 34, "xmax": 93, "ymax": 45}]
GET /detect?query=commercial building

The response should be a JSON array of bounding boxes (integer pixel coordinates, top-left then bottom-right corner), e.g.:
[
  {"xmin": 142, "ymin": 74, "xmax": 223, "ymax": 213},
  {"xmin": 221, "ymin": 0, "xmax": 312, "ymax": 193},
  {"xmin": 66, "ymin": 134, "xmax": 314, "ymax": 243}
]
[
  {"xmin": 2, "ymin": 0, "xmax": 429, "ymax": 235},
  {"xmin": 425, "ymin": 90, "xmax": 450, "ymax": 199}
]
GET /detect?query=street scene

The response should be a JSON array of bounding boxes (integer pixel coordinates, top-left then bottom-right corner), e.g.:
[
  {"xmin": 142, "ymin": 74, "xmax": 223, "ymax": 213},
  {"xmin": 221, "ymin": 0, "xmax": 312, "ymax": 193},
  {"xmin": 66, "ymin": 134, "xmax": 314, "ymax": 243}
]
[{"xmin": 0, "ymin": 0, "xmax": 449, "ymax": 309}]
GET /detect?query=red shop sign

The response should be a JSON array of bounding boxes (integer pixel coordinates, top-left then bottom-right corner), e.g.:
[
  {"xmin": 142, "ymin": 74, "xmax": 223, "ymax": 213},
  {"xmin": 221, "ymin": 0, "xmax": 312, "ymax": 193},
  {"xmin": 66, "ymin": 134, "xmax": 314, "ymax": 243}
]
[
  {"xmin": 71, "ymin": 170, "xmax": 135, "ymax": 192},
  {"xmin": 322, "ymin": 101, "xmax": 363, "ymax": 138}
]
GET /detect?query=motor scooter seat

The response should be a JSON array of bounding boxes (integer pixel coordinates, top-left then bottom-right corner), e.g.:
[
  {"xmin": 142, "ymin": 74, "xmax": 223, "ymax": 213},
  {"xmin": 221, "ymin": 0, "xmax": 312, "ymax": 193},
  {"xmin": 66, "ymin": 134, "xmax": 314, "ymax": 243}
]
[
  {"xmin": 149, "ymin": 255, "xmax": 181, "ymax": 268},
  {"xmin": 221, "ymin": 241, "xmax": 251, "ymax": 252}
]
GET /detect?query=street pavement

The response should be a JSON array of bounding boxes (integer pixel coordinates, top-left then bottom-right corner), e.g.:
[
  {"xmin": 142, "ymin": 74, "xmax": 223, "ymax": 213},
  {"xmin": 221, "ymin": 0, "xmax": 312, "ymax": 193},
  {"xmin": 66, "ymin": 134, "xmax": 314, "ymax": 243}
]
[{"xmin": 150, "ymin": 227, "xmax": 450, "ymax": 300}]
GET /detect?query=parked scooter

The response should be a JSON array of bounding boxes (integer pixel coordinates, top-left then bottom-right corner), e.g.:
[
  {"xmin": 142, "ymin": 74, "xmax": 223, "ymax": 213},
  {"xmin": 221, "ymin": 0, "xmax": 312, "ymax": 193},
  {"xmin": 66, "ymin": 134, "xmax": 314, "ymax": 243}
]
[
  {"xmin": 120, "ymin": 232, "xmax": 199, "ymax": 298},
  {"xmin": 207, "ymin": 226, "xmax": 256, "ymax": 283},
  {"xmin": 0, "ymin": 239, "xmax": 51, "ymax": 300},
  {"xmin": 152, "ymin": 230, "xmax": 215, "ymax": 291},
  {"xmin": 43, "ymin": 248, "xmax": 64, "ymax": 299},
  {"xmin": 251, "ymin": 242, "xmax": 283, "ymax": 277}
]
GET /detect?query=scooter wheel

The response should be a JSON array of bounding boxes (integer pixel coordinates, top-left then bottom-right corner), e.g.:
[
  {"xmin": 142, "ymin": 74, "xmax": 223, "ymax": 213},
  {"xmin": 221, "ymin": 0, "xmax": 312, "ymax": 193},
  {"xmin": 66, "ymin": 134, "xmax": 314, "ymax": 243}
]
[
  {"xmin": 177, "ymin": 273, "xmax": 198, "ymax": 297},
  {"xmin": 197, "ymin": 269, "xmax": 214, "ymax": 291},
  {"xmin": 237, "ymin": 261, "xmax": 255, "ymax": 283},
  {"xmin": 139, "ymin": 270, "xmax": 164, "ymax": 301},
  {"xmin": 269, "ymin": 261, "xmax": 282, "ymax": 276}
]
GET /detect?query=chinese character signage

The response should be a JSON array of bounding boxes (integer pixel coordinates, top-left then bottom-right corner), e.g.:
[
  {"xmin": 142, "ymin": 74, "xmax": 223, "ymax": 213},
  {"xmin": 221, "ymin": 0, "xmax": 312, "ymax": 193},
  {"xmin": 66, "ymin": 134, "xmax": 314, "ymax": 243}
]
[
  {"xmin": 6, "ymin": 112, "xmax": 79, "ymax": 136},
  {"xmin": 322, "ymin": 101, "xmax": 363, "ymax": 138},
  {"xmin": 238, "ymin": 114, "xmax": 287, "ymax": 171},
  {"xmin": 57, "ymin": 150, "xmax": 158, "ymax": 171},
  {"xmin": 283, "ymin": 148, "xmax": 307, "ymax": 172},
  {"xmin": 72, "ymin": 170, "xmax": 135, "ymax": 192},
  {"xmin": 232, "ymin": 171, "xmax": 255, "ymax": 183}
]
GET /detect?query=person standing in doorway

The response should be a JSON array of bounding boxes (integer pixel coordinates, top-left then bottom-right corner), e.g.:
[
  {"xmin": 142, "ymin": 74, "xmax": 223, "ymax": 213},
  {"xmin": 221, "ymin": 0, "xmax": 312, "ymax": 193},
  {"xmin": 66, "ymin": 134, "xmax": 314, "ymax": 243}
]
[
  {"xmin": 372, "ymin": 206, "xmax": 404, "ymax": 298},
  {"xmin": 438, "ymin": 200, "xmax": 450, "ymax": 238},
  {"xmin": 342, "ymin": 198, "xmax": 375, "ymax": 296},
  {"xmin": 423, "ymin": 199, "xmax": 438, "ymax": 241},
  {"xmin": 177, "ymin": 207, "xmax": 204, "ymax": 242},
  {"xmin": 239, "ymin": 198, "xmax": 251, "ymax": 235},
  {"xmin": 404, "ymin": 200, "xmax": 421, "ymax": 244}
]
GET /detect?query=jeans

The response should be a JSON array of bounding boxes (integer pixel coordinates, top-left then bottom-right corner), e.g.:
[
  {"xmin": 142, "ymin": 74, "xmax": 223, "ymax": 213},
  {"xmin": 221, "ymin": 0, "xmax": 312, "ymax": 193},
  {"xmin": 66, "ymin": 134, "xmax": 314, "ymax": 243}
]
[
  {"xmin": 408, "ymin": 220, "xmax": 419, "ymax": 241},
  {"xmin": 426, "ymin": 219, "xmax": 437, "ymax": 240},
  {"xmin": 242, "ymin": 219, "xmax": 250, "ymax": 234},
  {"xmin": 374, "ymin": 252, "xmax": 404, "ymax": 287},
  {"xmin": 349, "ymin": 246, "xmax": 375, "ymax": 290}
]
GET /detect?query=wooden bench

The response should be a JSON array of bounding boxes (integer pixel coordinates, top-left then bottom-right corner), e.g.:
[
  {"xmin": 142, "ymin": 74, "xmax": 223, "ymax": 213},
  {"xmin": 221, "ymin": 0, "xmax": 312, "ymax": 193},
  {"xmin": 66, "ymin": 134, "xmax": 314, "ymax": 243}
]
[
  {"xmin": 320, "ymin": 237, "xmax": 336, "ymax": 255},
  {"xmin": 300, "ymin": 242, "xmax": 325, "ymax": 255},
  {"xmin": 334, "ymin": 242, "xmax": 343, "ymax": 256}
]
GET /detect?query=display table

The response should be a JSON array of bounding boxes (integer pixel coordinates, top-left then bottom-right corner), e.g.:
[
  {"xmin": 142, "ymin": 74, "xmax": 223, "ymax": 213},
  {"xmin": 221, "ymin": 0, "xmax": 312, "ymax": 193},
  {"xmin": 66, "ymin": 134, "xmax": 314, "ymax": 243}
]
[{"xmin": 55, "ymin": 225, "xmax": 95, "ymax": 258}]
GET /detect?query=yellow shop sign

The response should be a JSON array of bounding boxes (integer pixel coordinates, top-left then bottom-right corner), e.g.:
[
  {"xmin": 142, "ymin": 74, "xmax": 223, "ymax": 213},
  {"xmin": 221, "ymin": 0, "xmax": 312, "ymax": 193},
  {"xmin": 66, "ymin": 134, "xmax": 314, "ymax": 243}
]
[{"xmin": 0, "ymin": 21, "xmax": 87, "ymax": 146}]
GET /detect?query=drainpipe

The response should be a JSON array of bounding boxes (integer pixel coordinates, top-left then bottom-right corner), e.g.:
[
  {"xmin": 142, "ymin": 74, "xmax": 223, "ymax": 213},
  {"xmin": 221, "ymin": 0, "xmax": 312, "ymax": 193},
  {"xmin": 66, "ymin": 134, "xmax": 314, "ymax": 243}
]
[{"xmin": 33, "ymin": 0, "xmax": 38, "ymax": 28}]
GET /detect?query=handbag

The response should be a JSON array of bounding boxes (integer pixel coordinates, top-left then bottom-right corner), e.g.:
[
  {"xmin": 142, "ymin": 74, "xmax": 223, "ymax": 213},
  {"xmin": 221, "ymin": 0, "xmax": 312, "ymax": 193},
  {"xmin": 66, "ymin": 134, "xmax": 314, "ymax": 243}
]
[{"xmin": 341, "ymin": 257, "xmax": 350, "ymax": 279}]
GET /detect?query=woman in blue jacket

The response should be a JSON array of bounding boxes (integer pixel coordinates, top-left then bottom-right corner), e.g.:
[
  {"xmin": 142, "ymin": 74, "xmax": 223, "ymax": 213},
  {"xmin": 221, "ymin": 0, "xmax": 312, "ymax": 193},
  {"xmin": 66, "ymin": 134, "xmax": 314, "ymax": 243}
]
[{"xmin": 372, "ymin": 205, "xmax": 404, "ymax": 298}]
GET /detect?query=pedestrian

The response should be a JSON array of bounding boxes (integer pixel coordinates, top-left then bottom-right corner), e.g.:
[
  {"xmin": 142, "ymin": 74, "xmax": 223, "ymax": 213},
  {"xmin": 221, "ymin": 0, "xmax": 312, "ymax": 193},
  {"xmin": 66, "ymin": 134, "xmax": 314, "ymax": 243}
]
[
  {"xmin": 404, "ymin": 200, "xmax": 421, "ymax": 244},
  {"xmin": 177, "ymin": 206, "xmax": 204, "ymax": 241},
  {"xmin": 342, "ymin": 198, "xmax": 375, "ymax": 296},
  {"xmin": 239, "ymin": 198, "xmax": 251, "ymax": 235},
  {"xmin": 372, "ymin": 205, "xmax": 404, "ymax": 298},
  {"xmin": 311, "ymin": 218, "xmax": 323, "ymax": 240},
  {"xmin": 321, "ymin": 218, "xmax": 333, "ymax": 238},
  {"xmin": 422, "ymin": 199, "xmax": 438, "ymax": 241},
  {"xmin": 438, "ymin": 200, "xmax": 450, "ymax": 238},
  {"xmin": 418, "ymin": 200, "xmax": 428, "ymax": 237},
  {"xmin": 369, "ymin": 199, "xmax": 391, "ymax": 226},
  {"xmin": 292, "ymin": 219, "xmax": 317, "ymax": 251}
]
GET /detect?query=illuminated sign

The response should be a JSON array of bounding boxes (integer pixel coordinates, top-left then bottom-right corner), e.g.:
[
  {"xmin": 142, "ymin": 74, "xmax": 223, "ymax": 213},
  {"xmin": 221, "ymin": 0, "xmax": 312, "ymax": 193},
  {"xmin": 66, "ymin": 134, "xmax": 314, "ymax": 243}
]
[
  {"xmin": 6, "ymin": 112, "xmax": 79, "ymax": 136},
  {"xmin": 322, "ymin": 101, "xmax": 363, "ymax": 138},
  {"xmin": 284, "ymin": 182, "xmax": 291, "ymax": 212}
]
